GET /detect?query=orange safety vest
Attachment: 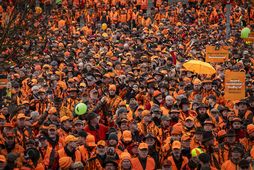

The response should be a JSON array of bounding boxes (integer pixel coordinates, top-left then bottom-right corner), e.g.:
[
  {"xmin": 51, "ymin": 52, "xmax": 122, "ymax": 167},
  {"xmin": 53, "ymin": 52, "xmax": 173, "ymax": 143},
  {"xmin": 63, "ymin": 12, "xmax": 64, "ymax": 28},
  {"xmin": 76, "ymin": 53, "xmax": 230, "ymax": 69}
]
[
  {"xmin": 58, "ymin": 148, "xmax": 81, "ymax": 162},
  {"xmin": 131, "ymin": 157, "xmax": 155, "ymax": 170},
  {"xmin": 79, "ymin": 145, "xmax": 97, "ymax": 162},
  {"xmin": 141, "ymin": 0, "xmax": 148, "ymax": 10},
  {"xmin": 119, "ymin": 13, "xmax": 128, "ymax": 23},
  {"xmin": 167, "ymin": 156, "xmax": 189, "ymax": 170}
]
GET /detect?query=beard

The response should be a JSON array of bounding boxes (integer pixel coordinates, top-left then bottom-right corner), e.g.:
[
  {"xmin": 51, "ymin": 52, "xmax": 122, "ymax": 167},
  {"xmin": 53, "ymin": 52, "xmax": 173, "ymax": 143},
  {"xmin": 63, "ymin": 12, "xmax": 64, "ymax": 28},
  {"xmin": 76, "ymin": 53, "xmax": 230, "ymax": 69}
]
[
  {"xmin": 171, "ymin": 117, "xmax": 179, "ymax": 122},
  {"xmin": 109, "ymin": 94, "xmax": 115, "ymax": 98}
]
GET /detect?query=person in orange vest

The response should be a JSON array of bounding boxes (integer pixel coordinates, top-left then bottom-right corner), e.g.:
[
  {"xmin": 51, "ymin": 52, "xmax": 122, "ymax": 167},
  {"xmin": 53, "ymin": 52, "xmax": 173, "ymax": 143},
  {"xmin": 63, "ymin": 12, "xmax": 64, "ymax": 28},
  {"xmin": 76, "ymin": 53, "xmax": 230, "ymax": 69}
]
[
  {"xmin": 57, "ymin": 135, "xmax": 81, "ymax": 165},
  {"xmin": 44, "ymin": 124, "xmax": 64, "ymax": 170},
  {"xmin": 179, "ymin": 98, "xmax": 197, "ymax": 122},
  {"xmin": 235, "ymin": 99, "xmax": 253, "ymax": 125},
  {"xmin": 143, "ymin": 133, "xmax": 160, "ymax": 169},
  {"xmin": 0, "ymin": 132, "xmax": 24, "ymax": 169},
  {"xmin": 131, "ymin": 142, "xmax": 155, "ymax": 170},
  {"xmin": 58, "ymin": 116, "xmax": 72, "ymax": 140},
  {"xmin": 201, "ymin": 131, "xmax": 221, "ymax": 169},
  {"xmin": 79, "ymin": 134, "xmax": 97, "ymax": 164},
  {"xmin": 194, "ymin": 103, "xmax": 212, "ymax": 127},
  {"xmin": 167, "ymin": 140, "xmax": 189, "ymax": 170},
  {"xmin": 189, "ymin": 78, "xmax": 202, "ymax": 101},
  {"xmin": 198, "ymin": 153, "xmax": 217, "ymax": 170},
  {"xmin": 63, "ymin": 88, "xmax": 81, "ymax": 113},
  {"xmin": 119, "ymin": 152, "xmax": 132, "ymax": 170},
  {"xmin": 85, "ymin": 140, "xmax": 106, "ymax": 170},
  {"xmin": 119, "ymin": 8, "xmax": 128, "ymax": 23},
  {"xmin": 15, "ymin": 113, "xmax": 33, "ymax": 147},
  {"xmin": 240, "ymin": 124, "xmax": 254, "ymax": 151},
  {"xmin": 221, "ymin": 146, "xmax": 245, "ymax": 170},
  {"xmin": 102, "ymin": 158, "xmax": 119, "ymax": 170}
]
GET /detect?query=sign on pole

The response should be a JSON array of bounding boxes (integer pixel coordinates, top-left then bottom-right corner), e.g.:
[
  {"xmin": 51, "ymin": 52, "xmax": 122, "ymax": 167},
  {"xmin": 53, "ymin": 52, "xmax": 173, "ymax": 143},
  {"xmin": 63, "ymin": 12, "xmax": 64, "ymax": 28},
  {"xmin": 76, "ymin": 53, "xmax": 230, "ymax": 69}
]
[
  {"xmin": 224, "ymin": 70, "xmax": 245, "ymax": 101},
  {"xmin": 206, "ymin": 46, "xmax": 229, "ymax": 63}
]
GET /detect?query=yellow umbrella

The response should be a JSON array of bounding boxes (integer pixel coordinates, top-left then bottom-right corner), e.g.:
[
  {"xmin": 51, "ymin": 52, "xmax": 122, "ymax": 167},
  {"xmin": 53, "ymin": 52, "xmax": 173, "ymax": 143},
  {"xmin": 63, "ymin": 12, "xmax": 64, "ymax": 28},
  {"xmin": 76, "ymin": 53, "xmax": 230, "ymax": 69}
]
[{"xmin": 183, "ymin": 60, "xmax": 216, "ymax": 75}]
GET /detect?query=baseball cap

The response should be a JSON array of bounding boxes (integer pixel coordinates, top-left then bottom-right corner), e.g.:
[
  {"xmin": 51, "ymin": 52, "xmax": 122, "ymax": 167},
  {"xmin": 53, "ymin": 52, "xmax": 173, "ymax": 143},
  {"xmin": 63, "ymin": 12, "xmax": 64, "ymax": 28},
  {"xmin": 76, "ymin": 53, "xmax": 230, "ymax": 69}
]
[
  {"xmin": 138, "ymin": 142, "xmax": 148, "ymax": 150},
  {"xmin": 172, "ymin": 140, "xmax": 181, "ymax": 150}
]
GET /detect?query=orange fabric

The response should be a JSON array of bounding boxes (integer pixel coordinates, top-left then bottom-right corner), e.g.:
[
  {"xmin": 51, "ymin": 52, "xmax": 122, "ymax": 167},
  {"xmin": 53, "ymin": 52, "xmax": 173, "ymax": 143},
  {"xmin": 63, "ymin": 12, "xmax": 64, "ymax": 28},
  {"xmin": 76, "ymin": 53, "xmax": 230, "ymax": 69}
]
[
  {"xmin": 167, "ymin": 156, "xmax": 188, "ymax": 170},
  {"xmin": 221, "ymin": 160, "xmax": 241, "ymax": 170},
  {"xmin": 57, "ymin": 148, "xmax": 81, "ymax": 162},
  {"xmin": 43, "ymin": 139, "xmax": 64, "ymax": 167},
  {"xmin": 78, "ymin": 145, "xmax": 97, "ymax": 162},
  {"xmin": 131, "ymin": 156, "xmax": 155, "ymax": 170}
]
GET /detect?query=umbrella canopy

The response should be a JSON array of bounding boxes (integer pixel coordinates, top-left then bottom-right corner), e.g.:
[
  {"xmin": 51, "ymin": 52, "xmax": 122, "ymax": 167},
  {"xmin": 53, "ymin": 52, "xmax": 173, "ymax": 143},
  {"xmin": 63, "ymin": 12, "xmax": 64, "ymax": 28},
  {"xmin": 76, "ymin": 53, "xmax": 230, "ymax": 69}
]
[{"xmin": 183, "ymin": 60, "xmax": 216, "ymax": 75}]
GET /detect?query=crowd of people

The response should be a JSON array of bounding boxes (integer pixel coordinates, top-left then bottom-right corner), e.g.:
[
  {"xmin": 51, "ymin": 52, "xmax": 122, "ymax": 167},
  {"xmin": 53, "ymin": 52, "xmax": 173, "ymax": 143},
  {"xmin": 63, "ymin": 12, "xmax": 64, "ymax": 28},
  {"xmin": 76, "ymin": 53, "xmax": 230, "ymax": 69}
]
[{"xmin": 0, "ymin": 0, "xmax": 254, "ymax": 169}]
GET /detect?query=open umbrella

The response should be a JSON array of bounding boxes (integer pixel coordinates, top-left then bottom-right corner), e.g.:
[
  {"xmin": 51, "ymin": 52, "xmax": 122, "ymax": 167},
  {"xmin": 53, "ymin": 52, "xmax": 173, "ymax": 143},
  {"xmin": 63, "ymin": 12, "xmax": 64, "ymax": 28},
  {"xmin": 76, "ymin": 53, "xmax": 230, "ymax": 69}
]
[{"xmin": 183, "ymin": 60, "xmax": 216, "ymax": 75}]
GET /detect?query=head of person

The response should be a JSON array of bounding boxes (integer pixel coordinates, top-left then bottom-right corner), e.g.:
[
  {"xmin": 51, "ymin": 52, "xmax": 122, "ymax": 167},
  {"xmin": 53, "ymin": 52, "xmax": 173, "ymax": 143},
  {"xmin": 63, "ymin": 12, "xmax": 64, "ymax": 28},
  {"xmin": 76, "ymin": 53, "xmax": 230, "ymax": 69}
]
[
  {"xmin": 197, "ymin": 104, "xmax": 208, "ymax": 116},
  {"xmin": 207, "ymin": 95, "xmax": 216, "ymax": 106},
  {"xmin": 138, "ymin": 143, "xmax": 149, "ymax": 159},
  {"xmin": 87, "ymin": 112, "xmax": 99, "ymax": 127},
  {"xmin": 203, "ymin": 120, "xmax": 215, "ymax": 132},
  {"xmin": 141, "ymin": 110, "xmax": 152, "ymax": 123},
  {"xmin": 202, "ymin": 131, "xmax": 214, "ymax": 146},
  {"xmin": 17, "ymin": 113, "xmax": 26, "ymax": 128},
  {"xmin": 230, "ymin": 146, "xmax": 244, "ymax": 164},
  {"xmin": 153, "ymin": 90, "xmax": 163, "ymax": 104},
  {"xmin": 165, "ymin": 95, "xmax": 174, "ymax": 107},
  {"xmin": 239, "ymin": 159, "xmax": 250, "ymax": 170},
  {"xmin": 232, "ymin": 117, "xmax": 242, "ymax": 130},
  {"xmin": 108, "ymin": 133, "xmax": 118, "ymax": 147},
  {"xmin": 202, "ymin": 80, "xmax": 212, "ymax": 91},
  {"xmin": 225, "ymin": 129, "xmax": 236, "ymax": 144},
  {"xmin": 237, "ymin": 100, "xmax": 248, "ymax": 112},
  {"xmin": 65, "ymin": 135, "xmax": 78, "ymax": 152},
  {"xmin": 180, "ymin": 98, "xmax": 190, "ymax": 112},
  {"xmin": 198, "ymin": 153, "xmax": 211, "ymax": 169},
  {"xmin": 161, "ymin": 115, "xmax": 171, "ymax": 128},
  {"xmin": 48, "ymin": 124, "xmax": 57, "ymax": 139},
  {"xmin": 144, "ymin": 133, "xmax": 156, "ymax": 147},
  {"xmin": 61, "ymin": 116, "xmax": 72, "ymax": 130},
  {"xmin": 122, "ymin": 130, "xmax": 132, "ymax": 145},
  {"xmin": 185, "ymin": 117, "xmax": 194, "ymax": 129},
  {"xmin": 194, "ymin": 127, "xmax": 204, "ymax": 141},
  {"xmin": 151, "ymin": 105, "xmax": 162, "ymax": 120},
  {"xmin": 108, "ymin": 84, "xmax": 116, "ymax": 97},
  {"xmin": 4, "ymin": 132, "xmax": 15, "ymax": 146},
  {"xmin": 74, "ymin": 120, "xmax": 84, "ymax": 133},
  {"xmin": 103, "ymin": 159, "xmax": 118, "ymax": 170},
  {"xmin": 85, "ymin": 134, "xmax": 97, "ymax": 149},
  {"xmin": 192, "ymin": 78, "xmax": 202, "ymax": 91},
  {"xmin": 96, "ymin": 140, "xmax": 106, "ymax": 156},
  {"xmin": 120, "ymin": 152, "xmax": 132, "ymax": 170},
  {"xmin": 170, "ymin": 109, "xmax": 180, "ymax": 122},
  {"xmin": 172, "ymin": 140, "xmax": 182, "ymax": 160}
]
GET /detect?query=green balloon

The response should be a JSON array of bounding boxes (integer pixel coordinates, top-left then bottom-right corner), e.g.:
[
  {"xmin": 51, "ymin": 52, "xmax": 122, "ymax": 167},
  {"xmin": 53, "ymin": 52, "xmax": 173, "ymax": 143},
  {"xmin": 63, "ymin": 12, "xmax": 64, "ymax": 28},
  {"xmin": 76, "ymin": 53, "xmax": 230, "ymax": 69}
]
[
  {"xmin": 75, "ymin": 103, "xmax": 87, "ymax": 115},
  {"xmin": 241, "ymin": 27, "xmax": 251, "ymax": 38}
]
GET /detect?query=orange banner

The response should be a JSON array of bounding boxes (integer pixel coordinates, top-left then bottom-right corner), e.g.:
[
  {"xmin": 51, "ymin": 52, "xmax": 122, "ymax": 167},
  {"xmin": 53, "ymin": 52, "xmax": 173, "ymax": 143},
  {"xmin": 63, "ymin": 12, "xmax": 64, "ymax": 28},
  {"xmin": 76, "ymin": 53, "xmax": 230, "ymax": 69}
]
[
  {"xmin": 224, "ymin": 70, "xmax": 245, "ymax": 101},
  {"xmin": 206, "ymin": 46, "xmax": 229, "ymax": 63}
]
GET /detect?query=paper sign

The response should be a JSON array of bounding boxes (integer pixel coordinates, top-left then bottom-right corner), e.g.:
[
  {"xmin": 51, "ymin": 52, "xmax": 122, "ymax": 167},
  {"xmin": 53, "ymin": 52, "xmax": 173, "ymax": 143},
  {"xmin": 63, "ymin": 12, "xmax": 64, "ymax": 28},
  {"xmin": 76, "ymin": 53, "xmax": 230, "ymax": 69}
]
[
  {"xmin": 206, "ymin": 46, "xmax": 229, "ymax": 63},
  {"xmin": 224, "ymin": 70, "xmax": 245, "ymax": 101}
]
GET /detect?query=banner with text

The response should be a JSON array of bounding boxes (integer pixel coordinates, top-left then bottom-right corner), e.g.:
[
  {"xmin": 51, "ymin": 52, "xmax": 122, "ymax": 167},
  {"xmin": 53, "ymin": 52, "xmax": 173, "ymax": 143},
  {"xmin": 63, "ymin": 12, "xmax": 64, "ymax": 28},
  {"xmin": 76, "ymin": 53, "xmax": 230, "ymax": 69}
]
[
  {"xmin": 206, "ymin": 46, "xmax": 229, "ymax": 63},
  {"xmin": 224, "ymin": 70, "xmax": 245, "ymax": 101}
]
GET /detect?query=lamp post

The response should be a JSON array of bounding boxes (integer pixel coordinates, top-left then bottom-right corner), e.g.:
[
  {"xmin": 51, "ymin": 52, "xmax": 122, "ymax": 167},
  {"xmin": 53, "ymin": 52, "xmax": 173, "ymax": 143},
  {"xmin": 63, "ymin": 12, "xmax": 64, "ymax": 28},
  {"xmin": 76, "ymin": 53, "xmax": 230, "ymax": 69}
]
[{"xmin": 225, "ymin": 0, "xmax": 231, "ymax": 40}]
